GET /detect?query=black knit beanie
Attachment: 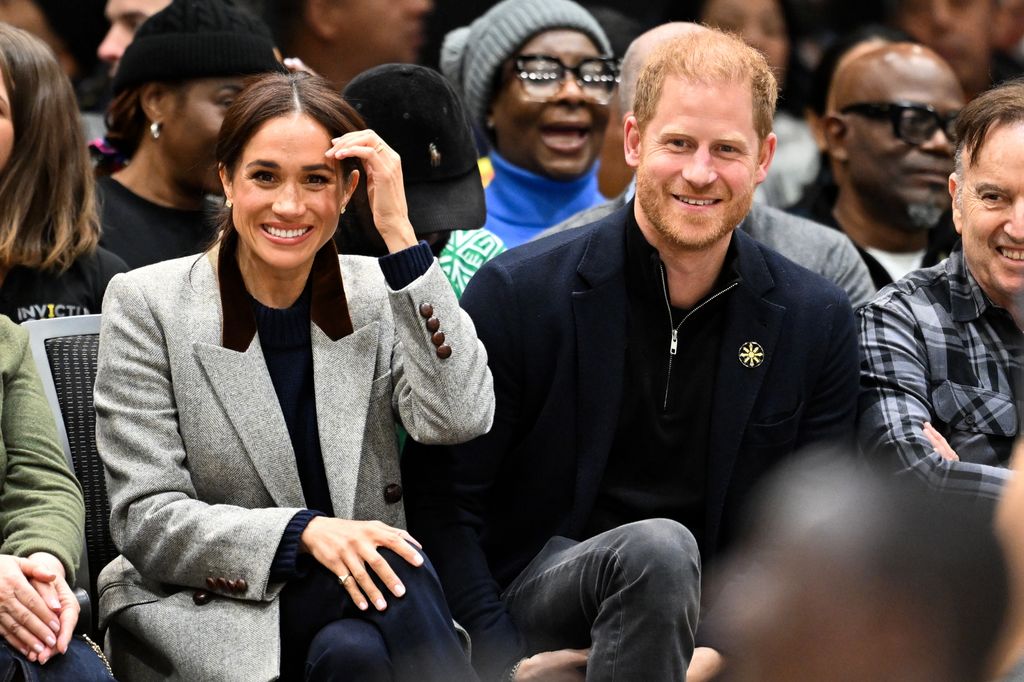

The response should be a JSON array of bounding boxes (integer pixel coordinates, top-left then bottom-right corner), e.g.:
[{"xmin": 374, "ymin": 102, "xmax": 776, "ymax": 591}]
[{"xmin": 112, "ymin": 0, "xmax": 284, "ymax": 94}]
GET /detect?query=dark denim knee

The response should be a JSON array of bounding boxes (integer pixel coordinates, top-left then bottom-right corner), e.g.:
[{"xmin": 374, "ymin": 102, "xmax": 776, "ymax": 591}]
[
  {"xmin": 306, "ymin": 619, "xmax": 392, "ymax": 682},
  {"xmin": 616, "ymin": 518, "xmax": 701, "ymax": 588},
  {"xmin": 0, "ymin": 638, "xmax": 115, "ymax": 682}
]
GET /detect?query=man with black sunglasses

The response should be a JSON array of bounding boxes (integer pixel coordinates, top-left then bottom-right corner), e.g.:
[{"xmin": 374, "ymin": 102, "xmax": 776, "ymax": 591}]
[{"xmin": 822, "ymin": 42, "xmax": 964, "ymax": 290}]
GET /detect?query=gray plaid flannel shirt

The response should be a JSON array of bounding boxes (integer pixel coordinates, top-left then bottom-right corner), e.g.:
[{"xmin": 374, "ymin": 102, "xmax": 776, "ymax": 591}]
[{"xmin": 858, "ymin": 245, "xmax": 1021, "ymax": 500}]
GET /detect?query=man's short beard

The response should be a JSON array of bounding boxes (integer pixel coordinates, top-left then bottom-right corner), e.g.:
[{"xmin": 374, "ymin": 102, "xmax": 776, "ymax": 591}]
[
  {"xmin": 904, "ymin": 201, "xmax": 945, "ymax": 232},
  {"xmin": 635, "ymin": 165, "xmax": 750, "ymax": 252}
]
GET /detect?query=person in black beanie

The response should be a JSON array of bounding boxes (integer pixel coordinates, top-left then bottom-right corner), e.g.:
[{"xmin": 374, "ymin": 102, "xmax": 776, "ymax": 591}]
[{"xmin": 96, "ymin": 0, "xmax": 284, "ymax": 270}]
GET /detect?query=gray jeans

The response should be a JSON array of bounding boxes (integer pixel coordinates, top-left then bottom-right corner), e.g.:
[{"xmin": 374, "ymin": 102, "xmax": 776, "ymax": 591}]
[{"xmin": 501, "ymin": 518, "xmax": 701, "ymax": 682}]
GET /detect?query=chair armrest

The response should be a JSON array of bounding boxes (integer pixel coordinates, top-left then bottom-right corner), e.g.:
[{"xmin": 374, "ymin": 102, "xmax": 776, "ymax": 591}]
[{"xmin": 73, "ymin": 587, "xmax": 92, "ymax": 636}]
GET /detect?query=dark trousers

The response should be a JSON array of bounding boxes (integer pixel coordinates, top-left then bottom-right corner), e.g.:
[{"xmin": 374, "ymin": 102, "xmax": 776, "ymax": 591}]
[
  {"xmin": 0, "ymin": 636, "xmax": 115, "ymax": 682},
  {"xmin": 501, "ymin": 519, "xmax": 702, "ymax": 682},
  {"xmin": 279, "ymin": 548, "xmax": 477, "ymax": 682}
]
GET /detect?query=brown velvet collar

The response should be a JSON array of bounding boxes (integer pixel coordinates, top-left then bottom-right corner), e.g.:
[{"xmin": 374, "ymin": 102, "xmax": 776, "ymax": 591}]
[{"xmin": 216, "ymin": 231, "xmax": 354, "ymax": 352}]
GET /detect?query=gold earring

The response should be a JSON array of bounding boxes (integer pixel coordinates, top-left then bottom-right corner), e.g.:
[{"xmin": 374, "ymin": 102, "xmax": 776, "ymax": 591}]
[
  {"xmin": 225, "ymin": 199, "xmax": 233, "ymax": 209},
  {"xmin": 340, "ymin": 204, "xmax": 346, "ymax": 215}
]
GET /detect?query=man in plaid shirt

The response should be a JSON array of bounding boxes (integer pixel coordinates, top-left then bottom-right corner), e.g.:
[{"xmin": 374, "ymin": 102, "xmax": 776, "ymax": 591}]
[{"xmin": 858, "ymin": 80, "xmax": 1024, "ymax": 500}]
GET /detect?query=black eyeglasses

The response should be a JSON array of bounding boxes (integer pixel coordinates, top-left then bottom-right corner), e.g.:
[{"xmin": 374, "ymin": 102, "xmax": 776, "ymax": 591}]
[
  {"xmin": 839, "ymin": 101, "xmax": 959, "ymax": 146},
  {"xmin": 513, "ymin": 54, "xmax": 618, "ymax": 104}
]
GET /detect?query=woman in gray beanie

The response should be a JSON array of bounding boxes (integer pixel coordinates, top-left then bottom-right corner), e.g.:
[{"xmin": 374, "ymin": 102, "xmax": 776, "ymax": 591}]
[{"xmin": 441, "ymin": 0, "xmax": 616, "ymax": 247}]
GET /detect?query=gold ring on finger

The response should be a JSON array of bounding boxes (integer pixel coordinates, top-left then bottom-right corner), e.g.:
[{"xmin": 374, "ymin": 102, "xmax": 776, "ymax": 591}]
[
  {"xmin": 374, "ymin": 142, "xmax": 386, "ymax": 153},
  {"xmin": 337, "ymin": 573, "xmax": 351, "ymax": 586}
]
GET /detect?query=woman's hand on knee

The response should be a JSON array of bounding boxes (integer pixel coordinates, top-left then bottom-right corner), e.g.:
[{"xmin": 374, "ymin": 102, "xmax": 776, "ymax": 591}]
[
  {"xmin": 300, "ymin": 518, "xmax": 423, "ymax": 612},
  {"xmin": 0, "ymin": 554, "xmax": 60, "ymax": 662}
]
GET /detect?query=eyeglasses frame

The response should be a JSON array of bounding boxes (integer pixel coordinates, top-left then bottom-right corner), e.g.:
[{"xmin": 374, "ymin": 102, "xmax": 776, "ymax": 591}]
[
  {"xmin": 511, "ymin": 53, "xmax": 620, "ymax": 104},
  {"xmin": 838, "ymin": 101, "xmax": 960, "ymax": 146}
]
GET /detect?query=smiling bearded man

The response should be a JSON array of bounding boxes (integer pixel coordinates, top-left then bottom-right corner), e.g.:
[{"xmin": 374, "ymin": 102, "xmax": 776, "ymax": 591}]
[
  {"xmin": 403, "ymin": 27, "xmax": 859, "ymax": 682},
  {"xmin": 631, "ymin": 78, "xmax": 766, "ymax": 253}
]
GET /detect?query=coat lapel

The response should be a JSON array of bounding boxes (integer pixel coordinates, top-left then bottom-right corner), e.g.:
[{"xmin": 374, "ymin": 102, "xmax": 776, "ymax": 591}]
[
  {"xmin": 194, "ymin": 235, "xmax": 358, "ymax": 512},
  {"xmin": 704, "ymin": 233, "xmax": 785, "ymax": 553},
  {"xmin": 568, "ymin": 217, "xmax": 629, "ymax": 535},
  {"xmin": 312, "ymin": 322, "xmax": 380, "ymax": 521},
  {"xmin": 193, "ymin": 337, "xmax": 306, "ymax": 508}
]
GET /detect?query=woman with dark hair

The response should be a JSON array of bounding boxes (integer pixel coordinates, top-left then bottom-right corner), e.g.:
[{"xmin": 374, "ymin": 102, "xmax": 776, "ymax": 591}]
[
  {"xmin": 94, "ymin": 71, "xmax": 492, "ymax": 681},
  {"xmin": 95, "ymin": 0, "xmax": 284, "ymax": 269},
  {"xmin": 0, "ymin": 24, "xmax": 126, "ymax": 323}
]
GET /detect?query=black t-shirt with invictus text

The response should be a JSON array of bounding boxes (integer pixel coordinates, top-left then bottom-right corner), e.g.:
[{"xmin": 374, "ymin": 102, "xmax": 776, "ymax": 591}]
[{"xmin": 0, "ymin": 247, "xmax": 127, "ymax": 323}]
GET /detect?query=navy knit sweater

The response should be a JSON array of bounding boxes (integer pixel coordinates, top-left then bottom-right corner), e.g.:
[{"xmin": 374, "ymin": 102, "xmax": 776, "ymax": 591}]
[{"xmin": 264, "ymin": 242, "xmax": 434, "ymax": 579}]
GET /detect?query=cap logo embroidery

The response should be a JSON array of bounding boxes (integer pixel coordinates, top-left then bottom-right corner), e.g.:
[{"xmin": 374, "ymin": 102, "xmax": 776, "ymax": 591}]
[
  {"xmin": 429, "ymin": 142, "xmax": 441, "ymax": 168},
  {"xmin": 739, "ymin": 341, "xmax": 764, "ymax": 368}
]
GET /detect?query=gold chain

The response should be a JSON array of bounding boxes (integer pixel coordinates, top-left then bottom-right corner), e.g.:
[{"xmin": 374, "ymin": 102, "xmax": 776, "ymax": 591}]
[{"xmin": 80, "ymin": 633, "xmax": 113, "ymax": 676}]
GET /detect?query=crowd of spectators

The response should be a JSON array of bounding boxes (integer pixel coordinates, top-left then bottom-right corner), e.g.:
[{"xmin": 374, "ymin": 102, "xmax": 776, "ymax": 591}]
[{"xmin": 0, "ymin": 0, "xmax": 1023, "ymax": 680}]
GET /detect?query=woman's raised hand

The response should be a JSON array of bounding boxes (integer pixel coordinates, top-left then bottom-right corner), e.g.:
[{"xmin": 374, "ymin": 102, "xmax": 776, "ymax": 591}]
[
  {"xmin": 326, "ymin": 130, "xmax": 418, "ymax": 254},
  {"xmin": 300, "ymin": 517, "xmax": 424, "ymax": 611}
]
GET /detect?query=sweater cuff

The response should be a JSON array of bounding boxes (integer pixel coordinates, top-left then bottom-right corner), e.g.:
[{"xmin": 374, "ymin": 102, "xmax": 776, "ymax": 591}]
[
  {"xmin": 270, "ymin": 509, "xmax": 323, "ymax": 581},
  {"xmin": 378, "ymin": 241, "xmax": 433, "ymax": 290}
]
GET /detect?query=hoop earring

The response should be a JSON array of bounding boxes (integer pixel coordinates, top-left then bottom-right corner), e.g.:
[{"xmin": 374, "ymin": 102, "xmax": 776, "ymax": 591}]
[
  {"xmin": 150, "ymin": 122, "xmax": 162, "ymax": 140},
  {"xmin": 225, "ymin": 199, "xmax": 233, "ymax": 209}
]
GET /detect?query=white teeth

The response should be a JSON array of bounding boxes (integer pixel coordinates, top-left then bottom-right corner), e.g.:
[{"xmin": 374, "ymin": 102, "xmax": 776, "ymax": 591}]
[
  {"xmin": 265, "ymin": 225, "xmax": 310, "ymax": 238},
  {"xmin": 1000, "ymin": 248, "xmax": 1024, "ymax": 261},
  {"xmin": 678, "ymin": 197, "xmax": 716, "ymax": 206}
]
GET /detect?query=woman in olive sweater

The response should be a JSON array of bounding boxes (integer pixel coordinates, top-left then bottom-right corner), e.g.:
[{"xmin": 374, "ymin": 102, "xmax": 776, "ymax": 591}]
[{"xmin": 0, "ymin": 314, "xmax": 111, "ymax": 678}]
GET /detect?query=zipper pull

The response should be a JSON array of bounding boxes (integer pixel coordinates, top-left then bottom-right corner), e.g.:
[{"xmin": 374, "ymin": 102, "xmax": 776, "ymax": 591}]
[{"xmin": 670, "ymin": 329, "xmax": 678, "ymax": 355}]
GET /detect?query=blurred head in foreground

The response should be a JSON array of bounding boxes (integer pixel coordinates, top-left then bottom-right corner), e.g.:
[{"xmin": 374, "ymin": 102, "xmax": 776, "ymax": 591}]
[{"xmin": 718, "ymin": 454, "xmax": 1008, "ymax": 682}]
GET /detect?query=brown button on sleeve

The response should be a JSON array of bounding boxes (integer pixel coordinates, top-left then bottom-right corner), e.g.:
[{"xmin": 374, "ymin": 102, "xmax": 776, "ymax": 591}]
[
  {"xmin": 419, "ymin": 303, "xmax": 434, "ymax": 318},
  {"xmin": 205, "ymin": 577, "xmax": 216, "ymax": 590},
  {"xmin": 234, "ymin": 578, "xmax": 248, "ymax": 593},
  {"xmin": 426, "ymin": 317, "xmax": 441, "ymax": 333},
  {"xmin": 431, "ymin": 331, "xmax": 446, "ymax": 346},
  {"xmin": 384, "ymin": 483, "xmax": 403, "ymax": 504},
  {"xmin": 215, "ymin": 577, "xmax": 229, "ymax": 591},
  {"xmin": 436, "ymin": 344, "xmax": 452, "ymax": 359},
  {"xmin": 192, "ymin": 590, "xmax": 213, "ymax": 606}
]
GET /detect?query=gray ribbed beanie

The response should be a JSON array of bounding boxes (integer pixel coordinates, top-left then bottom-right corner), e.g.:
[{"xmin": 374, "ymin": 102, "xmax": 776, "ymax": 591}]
[{"xmin": 440, "ymin": 0, "xmax": 611, "ymax": 129}]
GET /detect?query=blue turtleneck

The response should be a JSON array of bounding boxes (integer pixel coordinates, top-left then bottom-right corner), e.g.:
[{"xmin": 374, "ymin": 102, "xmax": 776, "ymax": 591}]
[{"xmin": 484, "ymin": 151, "xmax": 605, "ymax": 248}]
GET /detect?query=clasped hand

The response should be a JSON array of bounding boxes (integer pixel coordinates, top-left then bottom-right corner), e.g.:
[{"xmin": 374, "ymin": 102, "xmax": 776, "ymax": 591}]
[
  {"xmin": 0, "ymin": 552, "xmax": 78, "ymax": 664},
  {"xmin": 300, "ymin": 517, "xmax": 423, "ymax": 611},
  {"xmin": 325, "ymin": 130, "xmax": 418, "ymax": 254}
]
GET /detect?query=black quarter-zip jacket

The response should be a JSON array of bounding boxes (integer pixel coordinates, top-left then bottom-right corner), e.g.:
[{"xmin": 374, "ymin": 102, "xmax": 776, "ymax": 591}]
[{"xmin": 584, "ymin": 210, "xmax": 740, "ymax": 546}]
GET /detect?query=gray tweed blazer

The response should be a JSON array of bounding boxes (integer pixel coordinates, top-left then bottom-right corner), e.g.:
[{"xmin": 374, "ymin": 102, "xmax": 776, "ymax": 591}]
[{"xmin": 93, "ymin": 247, "xmax": 494, "ymax": 681}]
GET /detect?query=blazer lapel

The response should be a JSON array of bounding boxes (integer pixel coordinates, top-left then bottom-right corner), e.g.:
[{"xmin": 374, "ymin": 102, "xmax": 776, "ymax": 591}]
[
  {"xmin": 568, "ymin": 218, "xmax": 629, "ymax": 535},
  {"xmin": 705, "ymin": 236, "xmax": 785, "ymax": 553},
  {"xmin": 194, "ymin": 337, "xmax": 305, "ymax": 509},
  {"xmin": 312, "ymin": 321, "xmax": 380, "ymax": 521}
]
